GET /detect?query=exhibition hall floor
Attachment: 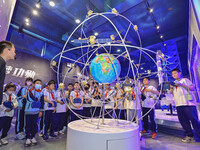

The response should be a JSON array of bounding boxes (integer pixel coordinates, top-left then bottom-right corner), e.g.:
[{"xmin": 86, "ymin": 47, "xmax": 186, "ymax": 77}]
[{"xmin": 0, "ymin": 118, "xmax": 200, "ymax": 150}]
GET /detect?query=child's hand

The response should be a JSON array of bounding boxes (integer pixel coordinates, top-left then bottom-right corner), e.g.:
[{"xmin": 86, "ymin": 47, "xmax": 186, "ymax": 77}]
[
  {"xmin": 145, "ymin": 89, "xmax": 152, "ymax": 92},
  {"xmin": 51, "ymin": 102, "xmax": 54, "ymax": 107},
  {"xmin": 38, "ymin": 112, "xmax": 43, "ymax": 117},
  {"xmin": 53, "ymin": 108, "xmax": 56, "ymax": 113}
]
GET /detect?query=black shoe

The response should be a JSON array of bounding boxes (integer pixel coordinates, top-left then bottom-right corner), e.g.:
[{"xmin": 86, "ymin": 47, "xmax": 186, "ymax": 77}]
[
  {"xmin": 49, "ymin": 133, "xmax": 57, "ymax": 138},
  {"xmin": 43, "ymin": 134, "xmax": 49, "ymax": 141}
]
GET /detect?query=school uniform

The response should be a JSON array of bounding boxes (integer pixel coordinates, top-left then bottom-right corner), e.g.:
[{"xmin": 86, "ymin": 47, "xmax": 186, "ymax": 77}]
[
  {"xmin": 91, "ymin": 88, "xmax": 102, "ymax": 117},
  {"xmin": 105, "ymin": 88, "xmax": 115, "ymax": 118},
  {"xmin": 173, "ymin": 78, "xmax": 200, "ymax": 138},
  {"xmin": 83, "ymin": 91, "xmax": 92, "ymax": 117},
  {"xmin": 43, "ymin": 88, "xmax": 57, "ymax": 136},
  {"xmin": 0, "ymin": 92, "xmax": 18, "ymax": 140},
  {"xmin": 15, "ymin": 86, "xmax": 31, "ymax": 136},
  {"xmin": 115, "ymin": 89, "xmax": 125, "ymax": 119},
  {"xmin": 141, "ymin": 85, "xmax": 157, "ymax": 132},
  {"xmin": 25, "ymin": 87, "xmax": 43, "ymax": 139},
  {"xmin": 70, "ymin": 90, "xmax": 84, "ymax": 121},
  {"xmin": 124, "ymin": 87, "xmax": 142, "ymax": 131},
  {"xmin": 56, "ymin": 89, "xmax": 67, "ymax": 132}
]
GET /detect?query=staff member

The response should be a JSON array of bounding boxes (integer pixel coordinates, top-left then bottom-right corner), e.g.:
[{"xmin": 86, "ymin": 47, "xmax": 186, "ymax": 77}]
[{"xmin": 0, "ymin": 41, "xmax": 16, "ymax": 105}]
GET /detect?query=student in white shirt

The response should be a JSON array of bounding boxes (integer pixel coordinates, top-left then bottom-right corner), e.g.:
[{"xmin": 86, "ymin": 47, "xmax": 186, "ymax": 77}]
[
  {"xmin": 114, "ymin": 87, "xmax": 125, "ymax": 119},
  {"xmin": 91, "ymin": 82, "xmax": 102, "ymax": 117},
  {"xmin": 141, "ymin": 77, "xmax": 159, "ymax": 139},
  {"xmin": 43, "ymin": 80, "xmax": 57, "ymax": 141},
  {"xmin": 56, "ymin": 83, "xmax": 67, "ymax": 134},
  {"xmin": 0, "ymin": 83, "xmax": 18, "ymax": 145},
  {"xmin": 170, "ymin": 68, "xmax": 200, "ymax": 143},
  {"xmin": 104, "ymin": 84, "xmax": 115, "ymax": 118},
  {"xmin": 70, "ymin": 82, "xmax": 84, "ymax": 121},
  {"xmin": 83, "ymin": 84, "xmax": 92, "ymax": 117}
]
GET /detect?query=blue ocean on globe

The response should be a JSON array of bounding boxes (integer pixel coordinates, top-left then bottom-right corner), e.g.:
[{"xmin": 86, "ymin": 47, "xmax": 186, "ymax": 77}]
[{"xmin": 90, "ymin": 53, "xmax": 121, "ymax": 83}]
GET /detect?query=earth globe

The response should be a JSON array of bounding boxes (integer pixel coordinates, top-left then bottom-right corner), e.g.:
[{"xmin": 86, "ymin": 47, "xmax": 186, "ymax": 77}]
[{"xmin": 90, "ymin": 53, "xmax": 121, "ymax": 83}]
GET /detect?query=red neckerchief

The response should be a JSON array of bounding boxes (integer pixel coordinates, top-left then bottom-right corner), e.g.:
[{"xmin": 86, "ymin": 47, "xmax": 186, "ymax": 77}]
[
  {"xmin": 75, "ymin": 90, "xmax": 79, "ymax": 98},
  {"xmin": 105, "ymin": 89, "xmax": 111, "ymax": 98},
  {"xmin": 84, "ymin": 91, "xmax": 89, "ymax": 95},
  {"xmin": 9, "ymin": 94, "xmax": 12, "ymax": 101},
  {"xmin": 142, "ymin": 87, "xmax": 146, "ymax": 94},
  {"xmin": 46, "ymin": 87, "xmax": 55, "ymax": 101},
  {"xmin": 30, "ymin": 87, "xmax": 41, "ymax": 94},
  {"xmin": 132, "ymin": 91, "xmax": 136, "ymax": 99}
]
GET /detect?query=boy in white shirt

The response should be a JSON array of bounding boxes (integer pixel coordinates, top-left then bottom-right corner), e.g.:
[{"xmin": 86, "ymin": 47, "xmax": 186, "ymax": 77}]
[
  {"xmin": 170, "ymin": 68, "xmax": 200, "ymax": 143},
  {"xmin": 70, "ymin": 82, "xmax": 84, "ymax": 121},
  {"xmin": 141, "ymin": 77, "xmax": 159, "ymax": 139},
  {"xmin": 114, "ymin": 87, "xmax": 125, "ymax": 119},
  {"xmin": 83, "ymin": 84, "xmax": 92, "ymax": 117},
  {"xmin": 0, "ymin": 83, "xmax": 18, "ymax": 145}
]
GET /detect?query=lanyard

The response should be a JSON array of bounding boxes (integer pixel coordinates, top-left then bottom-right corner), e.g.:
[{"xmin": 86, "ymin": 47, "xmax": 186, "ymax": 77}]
[{"xmin": 105, "ymin": 89, "xmax": 111, "ymax": 98}]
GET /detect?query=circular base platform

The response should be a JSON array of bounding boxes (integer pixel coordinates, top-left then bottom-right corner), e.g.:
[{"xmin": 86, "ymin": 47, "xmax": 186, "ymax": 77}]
[{"xmin": 66, "ymin": 119, "xmax": 140, "ymax": 150}]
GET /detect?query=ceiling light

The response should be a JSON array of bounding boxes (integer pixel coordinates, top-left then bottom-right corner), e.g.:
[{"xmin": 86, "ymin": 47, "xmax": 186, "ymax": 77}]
[
  {"xmin": 141, "ymin": 67, "xmax": 143, "ymax": 70},
  {"xmin": 94, "ymin": 32, "xmax": 99, "ymax": 36},
  {"xmin": 160, "ymin": 35, "xmax": 163, "ymax": 38},
  {"xmin": 156, "ymin": 25, "xmax": 160, "ymax": 29},
  {"xmin": 117, "ymin": 49, "xmax": 121, "ymax": 52},
  {"xmin": 149, "ymin": 8, "xmax": 153, "ymax": 13},
  {"xmin": 25, "ymin": 22, "xmax": 30, "ymax": 26},
  {"xmin": 49, "ymin": 1, "xmax": 55, "ymax": 7},
  {"xmin": 36, "ymin": 3, "xmax": 40, "ymax": 8},
  {"xmin": 75, "ymin": 19, "xmax": 81, "ymax": 24},
  {"xmin": 32, "ymin": 9, "xmax": 38, "ymax": 15},
  {"xmin": 25, "ymin": 18, "xmax": 30, "ymax": 22}
]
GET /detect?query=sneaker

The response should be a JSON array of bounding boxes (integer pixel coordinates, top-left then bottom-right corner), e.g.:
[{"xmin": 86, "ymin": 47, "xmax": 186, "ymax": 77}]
[
  {"xmin": 182, "ymin": 136, "xmax": 194, "ymax": 143},
  {"xmin": 54, "ymin": 131, "xmax": 58, "ymax": 136},
  {"xmin": 16, "ymin": 132, "xmax": 25, "ymax": 140},
  {"xmin": 141, "ymin": 129, "xmax": 148, "ymax": 134},
  {"xmin": 59, "ymin": 130, "xmax": 65, "ymax": 134},
  {"xmin": 31, "ymin": 137, "xmax": 37, "ymax": 145},
  {"xmin": 43, "ymin": 134, "xmax": 49, "ymax": 141},
  {"xmin": 25, "ymin": 139, "xmax": 31, "ymax": 147},
  {"xmin": 49, "ymin": 133, "xmax": 57, "ymax": 138},
  {"xmin": 39, "ymin": 131, "xmax": 43, "ymax": 137},
  {"xmin": 152, "ymin": 132, "xmax": 157, "ymax": 139},
  {"xmin": 1, "ymin": 138, "xmax": 8, "ymax": 145},
  {"xmin": 0, "ymin": 141, "xmax": 2, "ymax": 146}
]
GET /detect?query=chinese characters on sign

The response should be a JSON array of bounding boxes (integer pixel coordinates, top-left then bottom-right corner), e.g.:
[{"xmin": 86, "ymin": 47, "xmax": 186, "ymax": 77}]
[{"xmin": 6, "ymin": 65, "xmax": 36, "ymax": 78}]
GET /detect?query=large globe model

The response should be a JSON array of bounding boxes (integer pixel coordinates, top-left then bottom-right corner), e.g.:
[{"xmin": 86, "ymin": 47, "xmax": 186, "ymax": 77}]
[{"xmin": 90, "ymin": 53, "xmax": 121, "ymax": 83}]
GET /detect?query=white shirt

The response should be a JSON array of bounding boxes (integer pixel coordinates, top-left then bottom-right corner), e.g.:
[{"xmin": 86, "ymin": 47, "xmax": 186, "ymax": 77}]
[
  {"xmin": 56, "ymin": 90, "xmax": 66, "ymax": 113},
  {"xmin": 105, "ymin": 88, "xmax": 115, "ymax": 109},
  {"xmin": 173, "ymin": 78, "xmax": 196, "ymax": 107},
  {"xmin": 141, "ymin": 85, "xmax": 157, "ymax": 108},
  {"xmin": 43, "ymin": 88, "xmax": 57, "ymax": 111},
  {"xmin": 115, "ymin": 89, "xmax": 125, "ymax": 109},
  {"xmin": 0, "ymin": 93, "xmax": 18, "ymax": 117},
  {"xmin": 124, "ymin": 87, "xmax": 141, "ymax": 110},
  {"xmin": 70, "ymin": 90, "xmax": 84, "ymax": 110},
  {"xmin": 91, "ymin": 89, "xmax": 102, "ymax": 107},
  {"xmin": 83, "ymin": 91, "xmax": 92, "ymax": 107}
]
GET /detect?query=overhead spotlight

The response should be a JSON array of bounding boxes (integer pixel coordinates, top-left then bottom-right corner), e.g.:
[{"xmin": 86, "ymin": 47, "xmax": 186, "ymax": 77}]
[
  {"xmin": 25, "ymin": 18, "xmax": 30, "ymax": 22},
  {"xmin": 160, "ymin": 35, "xmax": 163, "ymax": 38},
  {"xmin": 32, "ymin": 9, "xmax": 38, "ymax": 15},
  {"xmin": 148, "ymin": 8, "xmax": 153, "ymax": 13},
  {"xmin": 75, "ymin": 19, "xmax": 81, "ymax": 24},
  {"xmin": 141, "ymin": 67, "xmax": 143, "ymax": 70},
  {"xmin": 156, "ymin": 25, "xmax": 160, "ymax": 29},
  {"xmin": 117, "ymin": 49, "xmax": 121, "ymax": 52},
  {"xmin": 25, "ymin": 22, "xmax": 30, "ymax": 26},
  {"xmin": 36, "ymin": 3, "xmax": 41, "ymax": 9},
  {"xmin": 94, "ymin": 32, "xmax": 99, "ymax": 36},
  {"xmin": 163, "ymin": 43, "xmax": 166, "ymax": 46},
  {"xmin": 49, "ymin": 1, "xmax": 55, "ymax": 7}
]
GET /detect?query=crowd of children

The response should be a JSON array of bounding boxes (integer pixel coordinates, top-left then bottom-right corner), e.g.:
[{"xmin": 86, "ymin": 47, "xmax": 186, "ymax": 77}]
[{"xmin": 0, "ymin": 68, "xmax": 200, "ymax": 147}]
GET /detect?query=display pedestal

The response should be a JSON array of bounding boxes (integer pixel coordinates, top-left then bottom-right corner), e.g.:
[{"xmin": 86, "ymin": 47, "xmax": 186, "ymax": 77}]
[{"xmin": 67, "ymin": 119, "xmax": 140, "ymax": 150}]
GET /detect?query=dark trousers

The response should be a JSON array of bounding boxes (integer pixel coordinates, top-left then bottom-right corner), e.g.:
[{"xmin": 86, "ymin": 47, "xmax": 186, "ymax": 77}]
[
  {"xmin": 0, "ymin": 116, "xmax": 13, "ymax": 139},
  {"xmin": 15, "ymin": 109, "xmax": 25, "ymax": 134},
  {"xmin": 176, "ymin": 106, "xmax": 200, "ymax": 138},
  {"xmin": 65, "ymin": 109, "xmax": 71, "ymax": 126},
  {"xmin": 92, "ymin": 107, "xmax": 101, "ymax": 117},
  {"xmin": 83, "ymin": 107, "xmax": 91, "ymax": 118},
  {"xmin": 105, "ymin": 109, "xmax": 112, "ymax": 118},
  {"xmin": 43, "ymin": 110, "xmax": 56, "ymax": 135},
  {"xmin": 39, "ymin": 115, "xmax": 43, "ymax": 131},
  {"xmin": 142, "ymin": 107, "xmax": 156, "ymax": 132},
  {"xmin": 25, "ymin": 114, "xmax": 38, "ymax": 139},
  {"xmin": 57, "ymin": 112, "xmax": 66, "ymax": 131},
  {"xmin": 71, "ymin": 109, "xmax": 83, "ymax": 121},
  {"xmin": 115, "ymin": 109, "xmax": 125, "ymax": 120}
]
